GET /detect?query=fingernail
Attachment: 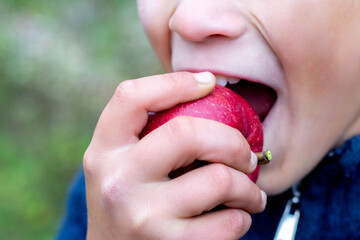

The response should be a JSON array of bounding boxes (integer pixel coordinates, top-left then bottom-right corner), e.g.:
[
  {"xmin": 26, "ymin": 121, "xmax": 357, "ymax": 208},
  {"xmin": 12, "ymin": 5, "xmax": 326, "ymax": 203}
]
[
  {"xmin": 193, "ymin": 72, "xmax": 215, "ymax": 85},
  {"xmin": 261, "ymin": 190, "xmax": 267, "ymax": 205},
  {"xmin": 250, "ymin": 151, "xmax": 258, "ymax": 171}
]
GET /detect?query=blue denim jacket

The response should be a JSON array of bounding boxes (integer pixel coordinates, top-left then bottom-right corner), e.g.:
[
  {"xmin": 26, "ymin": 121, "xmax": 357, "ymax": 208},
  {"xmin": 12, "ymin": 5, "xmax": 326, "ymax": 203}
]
[{"xmin": 57, "ymin": 135, "xmax": 360, "ymax": 240}]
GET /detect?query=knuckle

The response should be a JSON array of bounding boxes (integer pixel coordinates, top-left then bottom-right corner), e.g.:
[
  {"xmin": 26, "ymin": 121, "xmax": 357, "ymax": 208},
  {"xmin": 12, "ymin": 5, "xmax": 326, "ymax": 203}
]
[
  {"xmin": 234, "ymin": 133, "xmax": 250, "ymax": 161},
  {"xmin": 228, "ymin": 210, "xmax": 244, "ymax": 235},
  {"xmin": 237, "ymin": 133, "xmax": 250, "ymax": 156},
  {"xmin": 226, "ymin": 210, "xmax": 251, "ymax": 238},
  {"xmin": 165, "ymin": 116, "xmax": 197, "ymax": 146},
  {"xmin": 165, "ymin": 72, "xmax": 193, "ymax": 102},
  {"xmin": 229, "ymin": 131, "xmax": 246, "ymax": 155},
  {"xmin": 129, "ymin": 203, "xmax": 169, "ymax": 239},
  {"xmin": 167, "ymin": 73, "xmax": 182, "ymax": 90},
  {"xmin": 114, "ymin": 80, "xmax": 136, "ymax": 101},
  {"xmin": 166, "ymin": 72, "xmax": 192, "ymax": 89},
  {"xmin": 82, "ymin": 142, "xmax": 108, "ymax": 177},
  {"xmin": 100, "ymin": 181, "xmax": 165, "ymax": 239},
  {"xmin": 207, "ymin": 164, "xmax": 233, "ymax": 193},
  {"xmin": 247, "ymin": 187, "xmax": 265, "ymax": 212},
  {"xmin": 100, "ymin": 180, "xmax": 118, "ymax": 207},
  {"xmin": 100, "ymin": 177, "xmax": 129, "ymax": 209},
  {"xmin": 83, "ymin": 147, "xmax": 97, "ymax": 177},
  {"xmin": 131, "ymin": 214, "xmax": 155, "ymax": 239},
  {"xmin": 256, "ymin": 190, "xmax": 266, "ymax": 212},
  {"xmin": 227, "ymin": 130, "xmax": 251, "ymax": 172}
]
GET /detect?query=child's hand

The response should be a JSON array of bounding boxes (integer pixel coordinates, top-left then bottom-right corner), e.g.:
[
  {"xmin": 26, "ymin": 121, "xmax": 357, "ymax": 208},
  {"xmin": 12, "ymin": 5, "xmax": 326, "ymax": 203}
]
[{"xmin": 83, "ymin": 72, "xmax": 267, "ymax": 240}]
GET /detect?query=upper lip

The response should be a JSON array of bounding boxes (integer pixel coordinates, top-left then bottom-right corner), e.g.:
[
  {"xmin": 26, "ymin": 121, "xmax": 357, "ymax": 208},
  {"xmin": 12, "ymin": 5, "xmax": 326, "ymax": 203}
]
[{"xmin": 175, "ymin": 67, "xmax": 279, "ymax": 121}]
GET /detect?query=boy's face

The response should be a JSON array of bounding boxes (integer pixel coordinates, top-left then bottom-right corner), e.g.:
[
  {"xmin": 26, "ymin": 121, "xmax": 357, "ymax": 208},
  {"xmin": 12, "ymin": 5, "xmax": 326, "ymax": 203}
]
[{"xmin": 137, "ymin": 0, "xmax": 360, "ymax": 194}]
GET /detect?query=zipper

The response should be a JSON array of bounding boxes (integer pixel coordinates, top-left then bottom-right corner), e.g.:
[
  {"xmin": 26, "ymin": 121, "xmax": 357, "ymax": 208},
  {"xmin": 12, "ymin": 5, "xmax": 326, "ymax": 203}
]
[{"xmin": 273, "ymin": 183, "xmax": 301, "ymax": 240}]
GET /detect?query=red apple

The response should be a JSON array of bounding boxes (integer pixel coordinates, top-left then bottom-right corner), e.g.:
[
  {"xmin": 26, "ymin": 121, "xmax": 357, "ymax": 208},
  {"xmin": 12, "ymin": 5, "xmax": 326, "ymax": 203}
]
[{"xmin": 141, "ymin": 85, "xmax": 263, "ymax": 182}]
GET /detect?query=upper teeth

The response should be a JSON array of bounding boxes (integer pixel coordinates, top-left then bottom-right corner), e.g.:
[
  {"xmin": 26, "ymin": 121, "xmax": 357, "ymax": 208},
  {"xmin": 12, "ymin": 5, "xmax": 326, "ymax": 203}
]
[
  {"xmin": 215, "ymin": 75, "xmax": 241, "ymax": 87},
  {"xmin": 216, "ymin": 75, "xmax": 228, "ymax": 87}
]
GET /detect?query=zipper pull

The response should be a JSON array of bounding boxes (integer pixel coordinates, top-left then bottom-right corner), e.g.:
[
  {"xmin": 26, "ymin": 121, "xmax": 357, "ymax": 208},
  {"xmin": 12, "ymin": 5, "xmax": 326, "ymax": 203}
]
[{"xmin": 273, "ymin": 183, "xmax": 301, "ymax": 240}]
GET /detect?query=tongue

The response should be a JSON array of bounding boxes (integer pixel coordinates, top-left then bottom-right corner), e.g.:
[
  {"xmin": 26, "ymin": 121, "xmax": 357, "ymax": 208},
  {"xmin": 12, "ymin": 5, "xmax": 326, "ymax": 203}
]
[{"xmin": 227, "ymin": 81, "xmax": 277, "ymax": 121}]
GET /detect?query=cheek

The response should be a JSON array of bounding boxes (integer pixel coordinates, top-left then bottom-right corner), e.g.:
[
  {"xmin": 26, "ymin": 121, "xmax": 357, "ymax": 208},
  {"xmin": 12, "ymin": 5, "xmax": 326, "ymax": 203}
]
[
  {"xmin": 258, "ymin": 1, "xmax": 360, "ymax": 104},
  {"xmin": 256, "ymin": 1, "xmax": 360, "ymax": 193},
  {"xmin": 137, "ymin": 0, "xmax": 176, "ymax": 71},
  {"xmin": 260, "ymin": 3, "xmax": 330, "ymax": 70},
  {"xmin": 137, "ymin": 1, "xmax": 159, "ymax": 36},
  {"xmin": 259, "ymin": 1, "xmax": 359, "ymax": 74}
]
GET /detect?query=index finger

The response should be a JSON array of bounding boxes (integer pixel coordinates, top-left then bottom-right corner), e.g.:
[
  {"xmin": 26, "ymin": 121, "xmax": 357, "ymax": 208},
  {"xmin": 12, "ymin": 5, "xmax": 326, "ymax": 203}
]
[{"xmin": 90, "ymin": 72, "xmax": 215, "ymax": 149}]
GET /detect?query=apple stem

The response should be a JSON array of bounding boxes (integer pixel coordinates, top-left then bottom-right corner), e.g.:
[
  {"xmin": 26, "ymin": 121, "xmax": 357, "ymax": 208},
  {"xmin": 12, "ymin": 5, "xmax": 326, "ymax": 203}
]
[{"xmin": 256, "ymin": 150, "xmax": 272, "ymax": 165}]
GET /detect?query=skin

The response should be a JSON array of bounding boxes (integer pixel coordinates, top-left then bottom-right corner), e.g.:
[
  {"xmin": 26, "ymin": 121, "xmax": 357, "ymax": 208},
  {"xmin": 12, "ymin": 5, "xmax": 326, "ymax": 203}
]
[
  {"xmin": 137, "ymin": 0, "xmax": 360, "ymax": 193},
  {"xmin": 84, "ymin": 0, "xmax": 360, "ymax": 239}
]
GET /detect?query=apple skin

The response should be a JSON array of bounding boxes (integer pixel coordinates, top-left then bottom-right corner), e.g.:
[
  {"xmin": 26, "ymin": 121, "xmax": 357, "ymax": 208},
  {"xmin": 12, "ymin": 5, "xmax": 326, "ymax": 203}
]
[{"xmin": 141, "ymin": 85, "xmax": 263, "ymax": 182}]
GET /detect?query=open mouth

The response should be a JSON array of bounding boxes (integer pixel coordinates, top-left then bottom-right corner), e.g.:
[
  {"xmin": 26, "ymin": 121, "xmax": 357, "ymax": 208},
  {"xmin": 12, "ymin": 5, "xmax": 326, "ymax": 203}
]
[{"xmin": 215, "ymin": 75, "xmax": 277, "ymax": 122}]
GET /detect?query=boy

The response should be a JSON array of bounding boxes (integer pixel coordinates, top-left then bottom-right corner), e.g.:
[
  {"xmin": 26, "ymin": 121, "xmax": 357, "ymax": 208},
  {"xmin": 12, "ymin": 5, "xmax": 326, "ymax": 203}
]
[{"xmin": 58, "ymin": 1, "xmax": 360, "ymax": 239}]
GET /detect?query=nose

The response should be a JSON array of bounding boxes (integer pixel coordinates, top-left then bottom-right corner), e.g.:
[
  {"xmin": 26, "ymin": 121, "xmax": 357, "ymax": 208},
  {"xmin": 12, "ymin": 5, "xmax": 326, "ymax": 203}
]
[{"xmin": 169, "ymin": 0, "xmax": 247, "ymax": 42}]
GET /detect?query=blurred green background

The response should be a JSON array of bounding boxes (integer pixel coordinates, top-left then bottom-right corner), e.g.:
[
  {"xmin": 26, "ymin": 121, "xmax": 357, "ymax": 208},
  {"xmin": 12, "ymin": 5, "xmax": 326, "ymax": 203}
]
[{"xmin": 0, "ymin": 0, "xmax": 161, "ymax": 239}]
